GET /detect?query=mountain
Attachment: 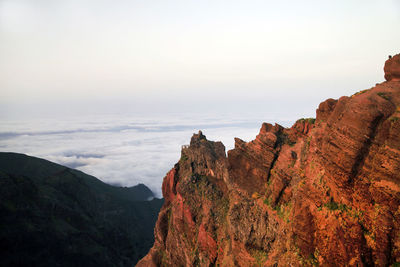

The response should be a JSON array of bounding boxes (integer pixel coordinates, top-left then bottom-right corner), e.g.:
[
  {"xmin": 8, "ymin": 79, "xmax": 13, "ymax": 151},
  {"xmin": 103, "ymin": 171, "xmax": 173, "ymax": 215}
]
[
  {"xmin": 137, "ymin": 54, "xmax": 400, "ymax": 266},
  {"xmin": 0, "ymin": 152, "xmax": 163, "ymax": 267}
]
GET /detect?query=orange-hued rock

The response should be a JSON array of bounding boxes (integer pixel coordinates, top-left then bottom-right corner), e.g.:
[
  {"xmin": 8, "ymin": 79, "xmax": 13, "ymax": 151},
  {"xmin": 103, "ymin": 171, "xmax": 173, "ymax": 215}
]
[
  {"xmin": 137, "ymin": 58, "xmax": 400, "ymax": 266},
  {"xmin": 198, "ymin": 223, "xmax": 218, "ymax": 262},
  {"xmin": 385, "ymin": 54, "xmax": 400, "ymax": 81},
  {"xmin": 228, "ymin": 123, "xmax": 283, "ymax": 196}
]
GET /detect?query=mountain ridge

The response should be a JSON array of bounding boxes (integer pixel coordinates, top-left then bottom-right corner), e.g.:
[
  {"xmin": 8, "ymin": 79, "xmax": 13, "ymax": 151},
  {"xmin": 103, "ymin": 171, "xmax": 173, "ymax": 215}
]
[
  {"xmin": 137, "ymin": 54, "xmax": 400, "ymax": 266},
  {"xmin": 0, "ymin": 152, "xmax": 155, "ymax": 202},
  {"xmin": 0, "ymin": 152, "xmax": 163, "ymax": 267}
]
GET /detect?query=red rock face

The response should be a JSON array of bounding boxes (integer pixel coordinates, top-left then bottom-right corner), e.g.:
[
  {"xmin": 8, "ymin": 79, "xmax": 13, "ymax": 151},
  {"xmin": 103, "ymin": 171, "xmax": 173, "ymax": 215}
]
[
  {"xmin": 385, "ymin": 54, "xmax": 400, "ymax": 81},
  {"xmin": 228, "ymin": 123, "xmax": 282, "ymax": 195},
  {"xmin": 138, "ymin": 59, "xmax": 400, "ymax": 266}
]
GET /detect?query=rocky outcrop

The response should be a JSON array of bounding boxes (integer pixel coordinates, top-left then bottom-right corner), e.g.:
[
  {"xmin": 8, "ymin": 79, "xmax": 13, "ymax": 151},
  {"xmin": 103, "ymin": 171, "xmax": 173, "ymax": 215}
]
[
  {"xmin": 138, "ymin": 58, "xmax": 400, "ymax": 266},
  {"xmin": 385, "ymin": 54, "xmax": 400, "ymax": 81},
  {"xmin": 228, "ymin": 123, "xmax": 283, "ymax": 196}
]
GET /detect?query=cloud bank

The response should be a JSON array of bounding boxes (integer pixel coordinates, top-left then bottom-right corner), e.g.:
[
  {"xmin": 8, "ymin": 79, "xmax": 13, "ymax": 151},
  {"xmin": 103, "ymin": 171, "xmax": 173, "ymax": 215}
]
[{"xmin": 0, "ymin": 113, "xmax": 293, "ymax": 197}]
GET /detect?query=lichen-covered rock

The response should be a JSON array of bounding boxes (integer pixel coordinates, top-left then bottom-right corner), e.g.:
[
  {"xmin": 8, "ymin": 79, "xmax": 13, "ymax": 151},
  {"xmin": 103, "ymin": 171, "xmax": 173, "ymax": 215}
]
[{"xmin": 138, "ymin": 57, "xmax": 400, "ymax": 267}]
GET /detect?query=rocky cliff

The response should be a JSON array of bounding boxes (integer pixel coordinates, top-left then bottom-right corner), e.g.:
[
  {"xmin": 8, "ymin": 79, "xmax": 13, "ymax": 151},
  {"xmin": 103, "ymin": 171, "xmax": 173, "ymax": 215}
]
[{"xmin": 137, "ymin": 55, "xmax": 400, "ymax": 267}]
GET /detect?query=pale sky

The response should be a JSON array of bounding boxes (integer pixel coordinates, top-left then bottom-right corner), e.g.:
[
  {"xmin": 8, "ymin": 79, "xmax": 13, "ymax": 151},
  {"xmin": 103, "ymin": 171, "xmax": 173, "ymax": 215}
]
[{"xmin": 1, "ymin": 0, "xmax": 400, "ymax": 119}]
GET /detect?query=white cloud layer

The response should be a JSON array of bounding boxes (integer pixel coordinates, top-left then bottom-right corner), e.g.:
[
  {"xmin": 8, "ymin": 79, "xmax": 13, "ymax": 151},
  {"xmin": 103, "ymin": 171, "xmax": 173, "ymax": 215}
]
[{"xmin": 0, "ymin": 113, "xmax": 294, "ymax": 197}]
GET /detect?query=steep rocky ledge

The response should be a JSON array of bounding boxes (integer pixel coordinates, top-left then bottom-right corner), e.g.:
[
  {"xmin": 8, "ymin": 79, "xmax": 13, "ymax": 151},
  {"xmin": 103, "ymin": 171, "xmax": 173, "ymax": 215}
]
[{"xmin": 138, "ymin": 55, "xmax": 400, "ymax": 266}]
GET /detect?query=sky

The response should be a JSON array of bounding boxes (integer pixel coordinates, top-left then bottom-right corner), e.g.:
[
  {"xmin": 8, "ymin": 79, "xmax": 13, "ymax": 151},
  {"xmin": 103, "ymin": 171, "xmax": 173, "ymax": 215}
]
[
  {"xmin": 1, "ymin": 0, "xmax": 399, "ymax": 118},
  {"xmin": 1, "ymin": 1, "xmax": 400, "ymax": 195}
]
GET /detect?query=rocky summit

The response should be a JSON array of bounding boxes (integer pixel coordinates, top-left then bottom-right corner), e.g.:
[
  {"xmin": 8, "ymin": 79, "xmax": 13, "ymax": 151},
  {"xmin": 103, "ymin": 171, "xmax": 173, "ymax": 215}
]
[
  {"xmin": 385, "ymin": 53, "xmax": 400, "ymax": 82},
  {"xmin": 137, "ymin": 57, "xmax": 400, "ymax": 266}
]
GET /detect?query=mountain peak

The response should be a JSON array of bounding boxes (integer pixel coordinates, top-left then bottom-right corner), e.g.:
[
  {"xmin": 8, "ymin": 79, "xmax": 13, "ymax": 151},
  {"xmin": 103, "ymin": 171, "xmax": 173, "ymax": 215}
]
[{"xmin": 384, "ymin": 53, "xmax": 400, "ymax": 81}]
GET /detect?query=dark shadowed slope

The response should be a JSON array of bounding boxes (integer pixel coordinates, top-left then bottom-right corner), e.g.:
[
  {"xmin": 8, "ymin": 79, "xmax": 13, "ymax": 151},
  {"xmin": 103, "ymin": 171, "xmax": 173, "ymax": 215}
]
[{"xmin": 0, "ymin": 152, "xmax": 163, "ymax": 267}]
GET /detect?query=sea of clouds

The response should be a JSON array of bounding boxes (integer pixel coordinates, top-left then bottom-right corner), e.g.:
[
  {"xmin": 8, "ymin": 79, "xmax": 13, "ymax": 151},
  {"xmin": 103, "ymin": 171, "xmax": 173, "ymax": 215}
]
[{"xmin": 0, "ymin": 113, "xmax": 293, "ymax": 197}]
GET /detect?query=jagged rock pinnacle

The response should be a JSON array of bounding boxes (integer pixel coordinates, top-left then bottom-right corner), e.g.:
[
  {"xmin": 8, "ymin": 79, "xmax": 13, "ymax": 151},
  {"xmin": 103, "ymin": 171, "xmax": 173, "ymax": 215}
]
[{"xmin": 384, "ymin": 53, "xmax": 400, "ymax": 81}]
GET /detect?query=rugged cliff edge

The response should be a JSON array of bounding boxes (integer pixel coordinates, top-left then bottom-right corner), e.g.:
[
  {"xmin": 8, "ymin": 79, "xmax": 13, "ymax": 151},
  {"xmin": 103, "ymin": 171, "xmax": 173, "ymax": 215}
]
[{"xmin": 138, "ymin": 55, "xmax": 400, "ymax": 266}]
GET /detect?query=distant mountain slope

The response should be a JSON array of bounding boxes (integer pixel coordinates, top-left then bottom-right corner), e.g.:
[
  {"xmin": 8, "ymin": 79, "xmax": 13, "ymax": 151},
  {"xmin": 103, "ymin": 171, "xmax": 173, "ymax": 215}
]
[{"xmin": 0, "ymin": 152, "xmax": 163, "ymax": 267}]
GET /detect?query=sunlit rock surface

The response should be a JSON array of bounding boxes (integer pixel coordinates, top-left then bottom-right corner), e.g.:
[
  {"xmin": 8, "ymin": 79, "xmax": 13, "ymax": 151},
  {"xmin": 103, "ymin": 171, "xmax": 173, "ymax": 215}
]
[{"xmin": 138, "ymin": 58, "xmax": 400, "ymax": 266}]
